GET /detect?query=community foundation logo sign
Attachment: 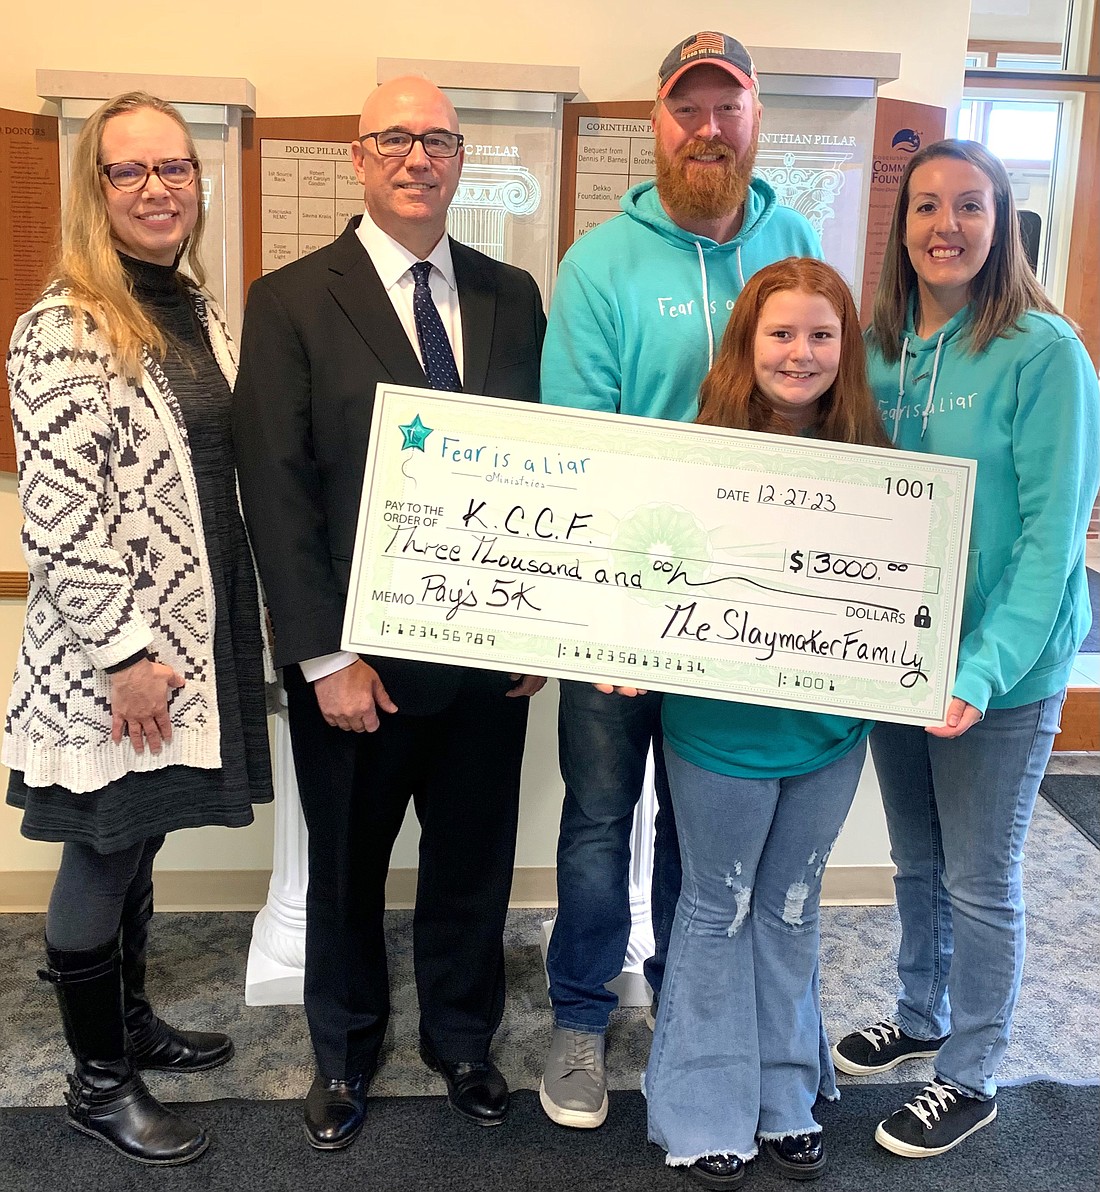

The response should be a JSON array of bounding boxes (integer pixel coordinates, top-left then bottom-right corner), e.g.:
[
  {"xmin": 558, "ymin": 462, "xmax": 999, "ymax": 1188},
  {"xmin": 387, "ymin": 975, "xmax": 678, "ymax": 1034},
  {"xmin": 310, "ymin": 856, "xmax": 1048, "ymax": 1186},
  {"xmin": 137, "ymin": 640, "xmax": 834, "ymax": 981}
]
[{"xmin": 891, "ymin": 128, "xmax": 921, "ymax": 153}]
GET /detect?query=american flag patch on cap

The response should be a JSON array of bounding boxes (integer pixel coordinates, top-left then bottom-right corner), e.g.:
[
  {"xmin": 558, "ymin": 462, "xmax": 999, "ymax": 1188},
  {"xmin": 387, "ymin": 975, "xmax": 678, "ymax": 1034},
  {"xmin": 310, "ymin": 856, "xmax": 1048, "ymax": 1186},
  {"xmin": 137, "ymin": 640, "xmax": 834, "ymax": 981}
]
[{"xmin": 681, "ymin": 31, "xmax": 726, "ymax": 60}]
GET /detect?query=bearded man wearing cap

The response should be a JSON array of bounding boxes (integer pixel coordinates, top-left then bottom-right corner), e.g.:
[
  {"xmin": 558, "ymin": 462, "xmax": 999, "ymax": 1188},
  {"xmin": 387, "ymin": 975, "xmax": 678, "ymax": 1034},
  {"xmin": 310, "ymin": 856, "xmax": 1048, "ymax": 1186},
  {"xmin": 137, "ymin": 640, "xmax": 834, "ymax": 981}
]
[{"xmin": 538, "ymin": 31, "xmax": 823, "ymax": 1143}]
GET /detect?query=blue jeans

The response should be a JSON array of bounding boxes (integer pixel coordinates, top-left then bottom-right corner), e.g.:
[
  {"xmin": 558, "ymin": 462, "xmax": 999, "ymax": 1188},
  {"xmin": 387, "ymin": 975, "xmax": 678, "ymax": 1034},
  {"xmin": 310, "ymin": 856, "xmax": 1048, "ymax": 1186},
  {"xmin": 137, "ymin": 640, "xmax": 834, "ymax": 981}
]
[
  {"xmin": 870, "ymin": 692, "xmax": 1063, "ymax": 1100},
  {"xmin": 547, "ymin": 680, "xmax": 681, "ymax": 1032},
  {"xmin": 646, "ymin": 742, "xmax": 865, "ymax": 1163}
]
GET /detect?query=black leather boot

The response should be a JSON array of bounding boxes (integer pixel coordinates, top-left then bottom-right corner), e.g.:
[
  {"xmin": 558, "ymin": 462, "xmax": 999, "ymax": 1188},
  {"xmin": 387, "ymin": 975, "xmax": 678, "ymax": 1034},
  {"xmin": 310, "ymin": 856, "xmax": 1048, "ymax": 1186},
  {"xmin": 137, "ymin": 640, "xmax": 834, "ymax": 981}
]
[
  {"xmin": 41, "ymin": 938, "xmax": 208, "ymax": 1165},
  {"xmin": 121, "ymin": 886, "xmax": 233, "ymax": 1072}
]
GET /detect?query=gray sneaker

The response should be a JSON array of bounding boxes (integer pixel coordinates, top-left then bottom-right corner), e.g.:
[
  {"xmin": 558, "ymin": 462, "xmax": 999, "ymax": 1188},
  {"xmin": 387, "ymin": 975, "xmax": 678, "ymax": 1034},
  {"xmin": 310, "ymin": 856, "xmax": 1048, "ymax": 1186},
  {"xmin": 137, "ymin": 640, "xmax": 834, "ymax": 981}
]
[
  {"xmin": 539, "ymin": 1027, "xmax": 608, "ymax": 1128},
  {"xmin": 644, "ymin": 998, "xmax": 658, "ymax": 1032}
]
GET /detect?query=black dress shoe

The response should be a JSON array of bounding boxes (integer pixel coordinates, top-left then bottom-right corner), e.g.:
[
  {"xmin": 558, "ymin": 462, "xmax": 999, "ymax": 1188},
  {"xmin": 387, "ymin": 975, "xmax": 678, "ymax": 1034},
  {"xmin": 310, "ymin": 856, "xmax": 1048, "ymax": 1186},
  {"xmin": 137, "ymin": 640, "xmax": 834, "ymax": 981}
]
[
  {"xmin": 419, "ymin": 1039, "xmax": 509, "ymax": 1125},
  {"xmin": 303, "ymin": 1074, "xmax": 367, "ymax": 1150},
  {"xmin": 687, "ymin": 1153, "xmax": 746, "ymax": 1188},
  {"xmin": 763, "ymin": 1133, "xmax": 826, "ymax": 1180}
]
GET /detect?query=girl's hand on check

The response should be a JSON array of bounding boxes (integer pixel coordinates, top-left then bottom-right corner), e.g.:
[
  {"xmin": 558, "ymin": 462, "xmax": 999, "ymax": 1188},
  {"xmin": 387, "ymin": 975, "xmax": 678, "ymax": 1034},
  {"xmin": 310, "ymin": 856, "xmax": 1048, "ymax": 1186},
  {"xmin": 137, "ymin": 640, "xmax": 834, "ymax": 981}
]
[{"xmin": 593, "ymin": 682, "xmax": 648, "ymax": 697}]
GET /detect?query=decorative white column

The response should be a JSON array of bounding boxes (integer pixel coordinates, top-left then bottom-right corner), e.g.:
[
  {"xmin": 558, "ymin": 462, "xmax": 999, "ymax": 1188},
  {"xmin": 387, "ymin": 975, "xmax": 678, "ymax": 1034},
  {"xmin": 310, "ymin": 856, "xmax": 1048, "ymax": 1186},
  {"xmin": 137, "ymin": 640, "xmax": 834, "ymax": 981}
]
[
  {"xmin": 447, "ymin": 163, "xmax": 542, "ymax": 262},
  {"xmin": 244, "ymin": 692, "xmax": 308, "ymax": 1005},
  {"xmin": 541, "ymin": 750, "xmax": 657, "ymax": 1009},
  {"xmin": 251, "ymin": 688, "xmax": 659, "ymax": 1009},
  {"xmin": 607, "ymin": 750, "xmax": 658, "ymax": 1007},
  {"xmin": 754, "ymin": 148, "xmax": 853, "ymax": 244}
]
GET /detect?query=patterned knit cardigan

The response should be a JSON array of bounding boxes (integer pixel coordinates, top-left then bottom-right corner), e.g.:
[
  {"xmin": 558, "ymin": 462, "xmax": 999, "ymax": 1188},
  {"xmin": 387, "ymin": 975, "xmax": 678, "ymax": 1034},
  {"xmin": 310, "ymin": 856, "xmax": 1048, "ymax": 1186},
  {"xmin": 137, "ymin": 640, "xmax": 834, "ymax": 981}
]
[{"xmin": 3, "ymin": 286, "xmax": 274, "ymax": 794}]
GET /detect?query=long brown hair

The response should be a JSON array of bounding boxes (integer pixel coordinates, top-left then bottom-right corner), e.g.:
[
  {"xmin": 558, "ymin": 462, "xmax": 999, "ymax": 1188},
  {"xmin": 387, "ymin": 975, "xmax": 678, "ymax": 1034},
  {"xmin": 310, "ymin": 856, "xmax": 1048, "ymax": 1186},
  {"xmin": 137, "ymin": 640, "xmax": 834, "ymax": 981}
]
[
  {"xmin": 698, "ymin": 257, "xmax": 890, "ymax": 446},
  {"xmin": 868, "ymin": 138, "xmax": 1064, "ymax": 363},
  {"xmin": 52, "ymin": 91, "xmax": 207, "ymax": 378}
]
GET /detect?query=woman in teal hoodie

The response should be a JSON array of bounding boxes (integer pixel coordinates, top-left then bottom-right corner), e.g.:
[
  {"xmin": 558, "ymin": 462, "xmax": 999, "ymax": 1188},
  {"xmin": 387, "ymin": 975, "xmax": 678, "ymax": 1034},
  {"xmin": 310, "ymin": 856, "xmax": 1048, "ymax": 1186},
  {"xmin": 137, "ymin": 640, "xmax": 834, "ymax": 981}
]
[{"xmin": 832, "ymin": 139, "xmax": 1099, "ymax": 1159}]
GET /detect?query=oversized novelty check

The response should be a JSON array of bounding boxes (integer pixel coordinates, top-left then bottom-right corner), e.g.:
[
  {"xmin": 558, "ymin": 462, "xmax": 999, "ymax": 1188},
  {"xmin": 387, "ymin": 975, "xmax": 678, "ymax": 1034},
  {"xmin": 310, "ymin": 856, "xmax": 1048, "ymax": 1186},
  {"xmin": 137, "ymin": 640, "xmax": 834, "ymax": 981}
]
[{"xmin": 343, "ymin": 385, "xmax": 976, "ymax": 726}]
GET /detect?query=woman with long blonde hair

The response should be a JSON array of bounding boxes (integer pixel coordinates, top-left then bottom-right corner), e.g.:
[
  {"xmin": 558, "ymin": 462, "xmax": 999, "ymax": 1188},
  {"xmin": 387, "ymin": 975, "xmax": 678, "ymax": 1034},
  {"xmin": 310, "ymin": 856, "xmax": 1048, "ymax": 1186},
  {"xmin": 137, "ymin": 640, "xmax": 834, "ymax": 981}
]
[{"xmin": 5, "ymin": 92, "xmax": 273, "ymax": 1165}]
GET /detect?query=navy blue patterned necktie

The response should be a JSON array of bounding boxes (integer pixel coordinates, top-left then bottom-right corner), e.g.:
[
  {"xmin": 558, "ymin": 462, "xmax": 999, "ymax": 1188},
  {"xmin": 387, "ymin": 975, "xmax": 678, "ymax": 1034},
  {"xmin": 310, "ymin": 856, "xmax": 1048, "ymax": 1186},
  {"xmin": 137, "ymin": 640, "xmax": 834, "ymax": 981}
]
[{"xmin": 410, "ymin": 260, "xmax": 461, "ymax": 392}]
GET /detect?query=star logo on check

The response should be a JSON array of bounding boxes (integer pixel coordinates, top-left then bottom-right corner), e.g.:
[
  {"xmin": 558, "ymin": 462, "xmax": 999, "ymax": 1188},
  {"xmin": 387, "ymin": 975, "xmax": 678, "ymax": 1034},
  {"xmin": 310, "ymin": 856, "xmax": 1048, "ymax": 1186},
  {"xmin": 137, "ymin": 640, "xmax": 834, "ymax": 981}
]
[{"xmin": 398, "ymin": 414, "xmax": 433, "ymax": 452}]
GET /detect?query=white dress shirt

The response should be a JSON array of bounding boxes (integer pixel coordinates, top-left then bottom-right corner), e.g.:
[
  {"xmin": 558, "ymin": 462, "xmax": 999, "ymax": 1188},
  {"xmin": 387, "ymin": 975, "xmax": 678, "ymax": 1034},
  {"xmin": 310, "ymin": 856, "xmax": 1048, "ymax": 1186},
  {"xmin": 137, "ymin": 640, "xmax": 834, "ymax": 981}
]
[{"xmin": 300, "ymin": 208, "xmax": 464, "ymax": 684}]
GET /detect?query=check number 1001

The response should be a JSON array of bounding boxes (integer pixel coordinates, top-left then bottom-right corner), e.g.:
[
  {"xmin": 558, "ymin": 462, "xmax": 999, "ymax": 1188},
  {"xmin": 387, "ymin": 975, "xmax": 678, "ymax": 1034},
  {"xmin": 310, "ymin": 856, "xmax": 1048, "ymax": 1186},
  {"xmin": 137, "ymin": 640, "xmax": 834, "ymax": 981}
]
[{"xmin": 885, "ymin": 477, "xmax": 934, "ymax": 499}]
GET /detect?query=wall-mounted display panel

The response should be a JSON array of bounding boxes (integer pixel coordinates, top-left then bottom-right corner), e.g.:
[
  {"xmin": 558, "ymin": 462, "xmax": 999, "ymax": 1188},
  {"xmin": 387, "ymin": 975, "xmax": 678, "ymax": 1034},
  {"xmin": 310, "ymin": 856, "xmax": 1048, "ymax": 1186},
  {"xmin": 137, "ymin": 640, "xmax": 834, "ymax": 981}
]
[
  {"xmin": 242, "ymin": 94, "xmax": 559, "ymax": 305},
  {"xmin": 0, "ymin": 109, "xmax": 61, "ymax": 472},
  {"xmin": 558, "ymin": 90, "xmax": 923, "ymax": 317}
]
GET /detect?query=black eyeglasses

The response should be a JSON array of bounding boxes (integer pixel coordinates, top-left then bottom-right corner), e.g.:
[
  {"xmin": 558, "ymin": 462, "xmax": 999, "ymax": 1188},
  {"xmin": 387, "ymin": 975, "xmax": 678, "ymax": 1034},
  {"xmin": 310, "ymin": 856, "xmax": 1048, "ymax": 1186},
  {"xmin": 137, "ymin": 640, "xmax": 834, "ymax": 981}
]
[
  {"xmin": 357, "ymin": 129, "xmax": 463, "ymax": 159},
  {"xmin": 100, "ymin": 158, "xmax": 200, "ymax": 192}
]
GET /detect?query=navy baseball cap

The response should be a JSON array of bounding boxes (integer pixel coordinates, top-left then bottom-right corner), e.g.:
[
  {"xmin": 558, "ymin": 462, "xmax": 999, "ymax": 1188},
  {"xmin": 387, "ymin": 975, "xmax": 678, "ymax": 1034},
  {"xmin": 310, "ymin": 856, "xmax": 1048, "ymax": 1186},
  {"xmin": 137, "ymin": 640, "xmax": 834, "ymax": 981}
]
[{"xmin": 658, "ymin": 31, "xmax": 759, "ymax": 97}]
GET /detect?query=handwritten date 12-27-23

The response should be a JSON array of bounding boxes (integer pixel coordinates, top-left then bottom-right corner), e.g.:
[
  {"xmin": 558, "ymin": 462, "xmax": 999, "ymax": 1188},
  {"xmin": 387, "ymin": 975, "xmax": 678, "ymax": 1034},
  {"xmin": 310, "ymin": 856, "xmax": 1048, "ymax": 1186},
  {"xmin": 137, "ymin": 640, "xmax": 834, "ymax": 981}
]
[{"xmin": 757, "ymin": 484, "xmax": 835, "ymax": 511}]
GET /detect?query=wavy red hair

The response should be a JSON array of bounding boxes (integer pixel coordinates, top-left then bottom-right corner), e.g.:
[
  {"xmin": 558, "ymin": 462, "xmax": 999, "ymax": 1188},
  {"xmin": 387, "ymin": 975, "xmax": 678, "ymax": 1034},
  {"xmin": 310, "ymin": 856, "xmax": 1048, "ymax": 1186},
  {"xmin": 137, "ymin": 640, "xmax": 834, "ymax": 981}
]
[{"xmin": 698, "ymin": 257, "xmax": 889, "ymax": 446}]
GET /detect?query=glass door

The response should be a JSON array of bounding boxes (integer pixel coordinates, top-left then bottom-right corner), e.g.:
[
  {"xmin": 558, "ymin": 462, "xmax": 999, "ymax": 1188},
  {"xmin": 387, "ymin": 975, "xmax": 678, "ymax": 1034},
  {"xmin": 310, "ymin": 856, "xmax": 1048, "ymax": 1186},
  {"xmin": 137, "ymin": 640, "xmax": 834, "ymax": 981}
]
[{"xmin": 956, "ymin": 92, "xmax": 1081, "ymax": 304}]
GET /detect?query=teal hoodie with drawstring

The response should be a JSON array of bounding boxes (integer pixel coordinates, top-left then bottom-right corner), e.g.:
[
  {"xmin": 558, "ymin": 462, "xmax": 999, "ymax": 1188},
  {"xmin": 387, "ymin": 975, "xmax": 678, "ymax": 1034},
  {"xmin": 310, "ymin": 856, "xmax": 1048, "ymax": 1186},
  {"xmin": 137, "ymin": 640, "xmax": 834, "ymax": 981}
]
[
  {"xmin": 867, "ymin": 301, "xmax": 1099, "ymax": 714},
  {"xmin": 541, "ymin": 178, "xmax": 821, "ymax": 421},
  {"xmin": 542, "ymin": 177, "xmax": 852, "ymax": 778}
]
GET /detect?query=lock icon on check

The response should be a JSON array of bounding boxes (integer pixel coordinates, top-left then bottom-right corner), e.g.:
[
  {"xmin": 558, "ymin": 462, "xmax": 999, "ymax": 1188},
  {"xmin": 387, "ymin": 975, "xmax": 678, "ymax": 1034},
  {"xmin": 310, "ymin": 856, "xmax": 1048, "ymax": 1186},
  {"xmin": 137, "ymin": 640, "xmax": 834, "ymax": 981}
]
[{"xmin": 914, "ymin": 605, "xmax": 932, "ymax": 629}]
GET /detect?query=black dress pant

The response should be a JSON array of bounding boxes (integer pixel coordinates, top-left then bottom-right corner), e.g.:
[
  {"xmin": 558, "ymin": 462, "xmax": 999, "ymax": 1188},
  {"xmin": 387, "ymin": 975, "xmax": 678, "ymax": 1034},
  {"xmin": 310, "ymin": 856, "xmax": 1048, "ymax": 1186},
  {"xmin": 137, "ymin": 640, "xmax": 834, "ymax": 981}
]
[{"xmin": 284, "ymin": 663, "xmax": 529, "ymax": 1079}]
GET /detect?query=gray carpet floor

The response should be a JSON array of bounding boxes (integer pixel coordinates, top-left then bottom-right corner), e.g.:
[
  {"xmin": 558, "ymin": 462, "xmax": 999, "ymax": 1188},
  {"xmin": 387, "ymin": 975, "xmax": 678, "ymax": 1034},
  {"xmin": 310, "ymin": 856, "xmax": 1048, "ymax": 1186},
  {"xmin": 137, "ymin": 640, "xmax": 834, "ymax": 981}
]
[{"xmin": 2, "ymin": 755, "xmax": 1097, "ymax": 1110}]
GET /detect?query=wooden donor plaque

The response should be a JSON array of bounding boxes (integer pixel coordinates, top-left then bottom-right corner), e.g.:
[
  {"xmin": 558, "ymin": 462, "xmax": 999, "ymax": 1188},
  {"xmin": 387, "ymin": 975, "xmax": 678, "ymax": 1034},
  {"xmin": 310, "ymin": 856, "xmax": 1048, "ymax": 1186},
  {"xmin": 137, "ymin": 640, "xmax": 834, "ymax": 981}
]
[
  {"xmin": 0, "ymin": 109, "xmax": 62, "ymax": 473},
  {"xmin": 241, "ymin": 115, "xmax": 359, "ymax": 294}
]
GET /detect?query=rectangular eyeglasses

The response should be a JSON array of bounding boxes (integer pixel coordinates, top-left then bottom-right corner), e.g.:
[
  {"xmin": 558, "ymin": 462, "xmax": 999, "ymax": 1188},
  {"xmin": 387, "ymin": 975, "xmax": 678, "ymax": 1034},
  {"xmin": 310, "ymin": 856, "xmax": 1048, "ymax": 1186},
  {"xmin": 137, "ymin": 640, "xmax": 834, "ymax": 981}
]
[
  {"xmin": 100, "ymin": 159, "xmax": 200, "ymax": 192},
  {"xmin": 358, "ymin": 130, "xmax": 463, "ymax": 158}
]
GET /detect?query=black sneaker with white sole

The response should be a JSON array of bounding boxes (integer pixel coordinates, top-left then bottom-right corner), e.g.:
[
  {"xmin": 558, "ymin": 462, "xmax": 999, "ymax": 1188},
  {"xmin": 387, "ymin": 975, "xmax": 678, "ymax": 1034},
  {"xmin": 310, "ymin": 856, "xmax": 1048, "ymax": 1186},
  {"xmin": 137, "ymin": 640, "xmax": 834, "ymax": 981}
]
[
  {"xmin": 832, "ymin": 1020, "xmax": 949, "ymax": 1075},
  {"xmin": 875, "ymin": 1079, "xmax": 997, "ymax": 1158}
]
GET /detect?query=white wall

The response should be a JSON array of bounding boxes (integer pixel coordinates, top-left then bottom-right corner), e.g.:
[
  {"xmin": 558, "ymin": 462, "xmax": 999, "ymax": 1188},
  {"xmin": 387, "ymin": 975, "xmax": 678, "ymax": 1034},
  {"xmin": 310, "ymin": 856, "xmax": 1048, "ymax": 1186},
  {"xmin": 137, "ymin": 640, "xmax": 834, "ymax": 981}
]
[
  {"xmin": 970, "ymin": 0, "xmax": 1071, "ymax": 45},
  {"xmin": 0, "ymin": 0, "xmax": 973, "ymax": 880},
  {"xmin": 0, "ymin": 1, "xmax": 967, "ymax": 116}
]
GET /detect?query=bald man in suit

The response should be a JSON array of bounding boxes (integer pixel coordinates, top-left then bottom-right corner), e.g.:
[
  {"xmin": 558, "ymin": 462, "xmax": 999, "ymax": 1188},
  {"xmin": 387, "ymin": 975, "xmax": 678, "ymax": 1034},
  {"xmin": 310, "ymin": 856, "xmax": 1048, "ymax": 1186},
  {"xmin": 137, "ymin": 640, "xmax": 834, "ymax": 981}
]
[{"xmin": 234, "ymin": 76, "xmax": 545, "ymax": 1150}]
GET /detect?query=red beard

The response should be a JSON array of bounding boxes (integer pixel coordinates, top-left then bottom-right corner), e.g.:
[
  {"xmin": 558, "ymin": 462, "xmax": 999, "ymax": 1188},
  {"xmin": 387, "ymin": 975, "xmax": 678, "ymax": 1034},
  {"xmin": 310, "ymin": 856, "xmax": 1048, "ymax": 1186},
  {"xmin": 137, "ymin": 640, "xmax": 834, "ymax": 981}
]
[{"xmin": 655, "ymin": 135, "xmax": 758, "ymax": 224}]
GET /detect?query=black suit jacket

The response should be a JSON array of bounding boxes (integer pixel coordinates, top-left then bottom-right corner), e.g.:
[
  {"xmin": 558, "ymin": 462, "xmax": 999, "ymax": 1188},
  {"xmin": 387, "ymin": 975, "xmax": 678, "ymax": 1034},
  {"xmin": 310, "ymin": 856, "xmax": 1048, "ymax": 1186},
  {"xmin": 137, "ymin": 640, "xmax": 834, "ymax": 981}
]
[{"xmin": 233, "ymin": 218, "xmax": 545, "ymax": 714}]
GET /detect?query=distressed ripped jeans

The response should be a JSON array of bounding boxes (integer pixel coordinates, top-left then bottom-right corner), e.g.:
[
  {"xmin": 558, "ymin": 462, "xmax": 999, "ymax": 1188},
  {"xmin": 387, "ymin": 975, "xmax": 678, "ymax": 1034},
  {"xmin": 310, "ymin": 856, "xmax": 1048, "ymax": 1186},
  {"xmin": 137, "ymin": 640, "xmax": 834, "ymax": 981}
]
[{"xmin": 646, "ymin": 742, "xmax": 865, "ymax": 1164}]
